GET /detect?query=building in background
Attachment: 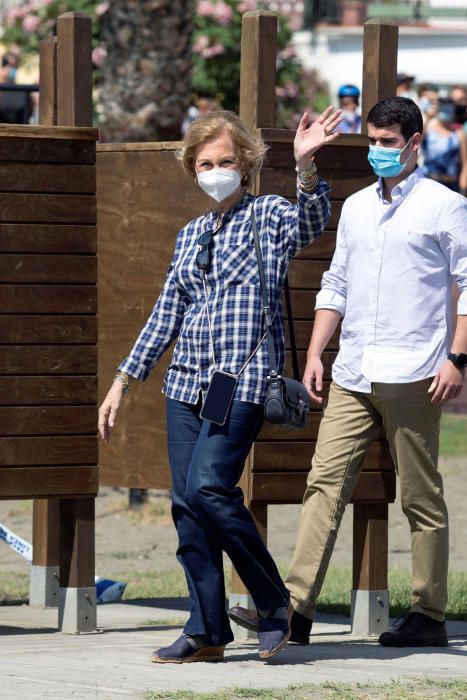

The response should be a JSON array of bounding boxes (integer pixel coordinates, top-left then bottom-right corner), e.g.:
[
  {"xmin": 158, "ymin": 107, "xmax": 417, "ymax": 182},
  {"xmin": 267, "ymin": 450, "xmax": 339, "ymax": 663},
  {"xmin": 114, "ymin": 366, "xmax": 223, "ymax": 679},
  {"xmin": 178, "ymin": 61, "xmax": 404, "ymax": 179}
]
[{"xmin": 294, "ymin": 0, "xmax": 467, "ymax": 102}]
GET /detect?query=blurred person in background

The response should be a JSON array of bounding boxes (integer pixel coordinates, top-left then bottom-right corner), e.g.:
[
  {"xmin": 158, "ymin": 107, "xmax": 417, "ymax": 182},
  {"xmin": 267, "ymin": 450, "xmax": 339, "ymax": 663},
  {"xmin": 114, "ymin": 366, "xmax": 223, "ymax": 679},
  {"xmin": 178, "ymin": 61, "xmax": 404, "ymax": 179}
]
[
  {"xmin": 450, "ymin": 85, "xmax": 467, "ymax": 133},
  {"xmin": 422, "ymin": 96, "xmax": 467, "ymax": 194},
  {"xmin": 335, "ymin": 84, "xmax": 361, "ymax": 134},
  {"xmin": 396, "ymin": 72, "xmax": 417, "ymax": 101},
  {"xmin": 0, "ymin": 46, "xmax": 34, "ymax": 124},
  {"xmin": 417, "ymin": 83, "xmax": 439, "ymax": 129}
]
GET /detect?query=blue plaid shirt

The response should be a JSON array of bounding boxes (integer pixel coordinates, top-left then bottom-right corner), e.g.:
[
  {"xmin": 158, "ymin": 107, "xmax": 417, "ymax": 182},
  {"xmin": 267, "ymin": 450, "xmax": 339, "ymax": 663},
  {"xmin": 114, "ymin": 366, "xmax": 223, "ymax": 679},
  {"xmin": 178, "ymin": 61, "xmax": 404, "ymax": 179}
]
[{"xmin": 119, "ymin": 182, "xmax": 331, "ymax": 405}]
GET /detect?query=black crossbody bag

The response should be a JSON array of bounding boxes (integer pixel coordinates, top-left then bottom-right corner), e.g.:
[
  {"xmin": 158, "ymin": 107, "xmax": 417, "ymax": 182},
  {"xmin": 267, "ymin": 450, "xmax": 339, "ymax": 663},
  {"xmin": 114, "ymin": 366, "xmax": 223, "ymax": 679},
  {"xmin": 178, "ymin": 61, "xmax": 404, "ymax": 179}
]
[{"xmin": 250, "ymin": 205, "xmax": 310, "ymax": 430}]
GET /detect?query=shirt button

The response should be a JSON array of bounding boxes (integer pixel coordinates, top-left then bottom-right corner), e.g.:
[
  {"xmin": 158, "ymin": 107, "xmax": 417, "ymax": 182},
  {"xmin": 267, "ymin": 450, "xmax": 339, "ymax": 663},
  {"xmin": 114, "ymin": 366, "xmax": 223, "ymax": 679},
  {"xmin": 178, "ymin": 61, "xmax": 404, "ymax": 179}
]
[{"xmin": 194, "ymin": 364, "xmax": 200, "ymax": 371}]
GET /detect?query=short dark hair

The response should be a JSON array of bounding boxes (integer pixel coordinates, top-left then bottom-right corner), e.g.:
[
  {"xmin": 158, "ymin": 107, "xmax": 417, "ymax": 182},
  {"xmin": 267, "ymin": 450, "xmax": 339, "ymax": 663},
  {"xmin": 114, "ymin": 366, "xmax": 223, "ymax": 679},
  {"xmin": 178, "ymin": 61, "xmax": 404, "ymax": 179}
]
[{"xmin": 367, "ymin": 96, "xmax": 423, "ymax": 141}]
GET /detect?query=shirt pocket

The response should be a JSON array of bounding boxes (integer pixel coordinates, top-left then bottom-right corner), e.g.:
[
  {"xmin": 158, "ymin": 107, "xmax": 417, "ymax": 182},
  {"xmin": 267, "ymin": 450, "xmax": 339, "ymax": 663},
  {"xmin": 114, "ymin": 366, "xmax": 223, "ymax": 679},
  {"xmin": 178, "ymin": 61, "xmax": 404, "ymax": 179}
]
[
  {"xmin": 222, "ymin": 234, "xmax": 259, "ymax": 286},
  {"xmin": 405, "ymin": 229, "xmax": 439, "ymax": 255}
]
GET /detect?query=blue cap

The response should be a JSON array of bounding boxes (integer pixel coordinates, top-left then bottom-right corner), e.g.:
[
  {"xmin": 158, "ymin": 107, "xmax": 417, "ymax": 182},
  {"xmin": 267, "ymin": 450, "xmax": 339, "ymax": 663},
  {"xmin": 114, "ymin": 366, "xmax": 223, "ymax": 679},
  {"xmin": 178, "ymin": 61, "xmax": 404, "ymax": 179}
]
[{"xmin": 338, "ymin": 84, "xmax": 360, "ymax": 100}]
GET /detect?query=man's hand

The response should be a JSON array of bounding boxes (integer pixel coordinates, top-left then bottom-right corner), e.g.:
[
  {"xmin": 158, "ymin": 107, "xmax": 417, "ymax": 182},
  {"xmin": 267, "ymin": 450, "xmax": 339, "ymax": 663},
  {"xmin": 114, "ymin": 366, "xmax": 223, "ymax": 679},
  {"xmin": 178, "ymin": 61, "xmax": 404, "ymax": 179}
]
[
  {"xmin": 428, "ymin": 360, "xmax": 465, "ymax": 405},
  {"xmin": 303, "ymin": 356, "xmax": 324, "ymax": 405}
]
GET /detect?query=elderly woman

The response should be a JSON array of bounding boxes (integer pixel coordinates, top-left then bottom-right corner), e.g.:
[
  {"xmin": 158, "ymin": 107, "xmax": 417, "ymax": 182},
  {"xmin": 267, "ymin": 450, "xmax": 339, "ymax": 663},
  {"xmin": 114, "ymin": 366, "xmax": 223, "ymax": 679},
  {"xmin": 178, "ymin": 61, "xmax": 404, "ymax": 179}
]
[{"xmin": 98, "ymin": 107, "xmax": 341, "ymax": 663}]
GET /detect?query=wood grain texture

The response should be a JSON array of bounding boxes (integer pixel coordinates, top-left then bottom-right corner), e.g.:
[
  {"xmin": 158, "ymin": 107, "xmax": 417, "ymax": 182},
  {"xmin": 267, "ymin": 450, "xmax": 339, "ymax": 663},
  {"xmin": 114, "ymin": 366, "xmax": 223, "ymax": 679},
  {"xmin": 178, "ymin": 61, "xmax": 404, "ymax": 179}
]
[
  {"xmin": 0, "ymin": 224, "xmax": 96, "ymax": 254},
  {"xmin": 0, "ymin": 376, "xmax": 96, "ymax": 405},
  {"xmin": 239, "ymin": 11, "xmax": 277, "ymax": 133},
  {"xmin": 250, "ymin": 470, "xmax": 396, "ymax": 504},
  {"xmin": 353, "ymin": 503, "xmax": 389, "ymax": 589},
  {"xmin": 259, "ymin": 168, "xmax": 375, "ymax": 200},
  {"xmin": 0, "ymin": 136, "xmax": 96, "ymax": 163},
  {"xmin": 0, "ymin": 346, "xmax": 96, "ymax": 375},
  {"xmin": 252, "ymin": 440, "xmax": 391, "ymax": 472},
  {"xmin": 33, "ymin": 498, "xmax": 59, "ymax": 566},
  {"xmin": 0, "ymin": 406, "xmax": 97, "ymax": 436},
  {"xmin": 56, "ymin": 12, "xmax": 93, "ymax": 128},
  {"xmin": 39, "ymin": 37, "xmax": 57, "ymax": 127},
  {"xmin": 0, "ymin": 286, "xmax": 96, "ymax": 313},
  {"xmin": 361, "ymin": 20, "xmax": 398, "ymax": 129},
  {"xmin": 0, "ymin": 316, "xmax": 96, "ymax": 343},
  {"xmin": 0, "ymin": 436, "xmax": 97, "ymax": 466},
  {"xmin": 0, "ymin": 466, "xmax": 98, "ymax": 499},
  {"xmin": 97, "ymin": 147, "xmax": 209, "ymax": 488},
  {"xmin": 0, "ymin": 193, "xmax": 96, "ymax": 224},
  {"xmin": 0, "ymin": 163, "xmax": 95, "ymax": 194},
  {"xmin": 59, "ymin": 496, "xmax": 95, "ymax": 588},
  {"xmin": 0, "ymin": 255, "xmax": 96, "ymax": 283}
]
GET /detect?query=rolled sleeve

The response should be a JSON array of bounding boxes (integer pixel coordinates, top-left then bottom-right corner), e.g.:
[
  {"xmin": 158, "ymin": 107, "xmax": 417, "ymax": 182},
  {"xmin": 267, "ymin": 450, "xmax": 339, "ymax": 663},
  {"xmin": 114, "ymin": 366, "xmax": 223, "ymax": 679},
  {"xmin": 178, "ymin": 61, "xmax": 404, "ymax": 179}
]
[
  {"xmin": 315, "ymin": 288, "xmax": 347, "ymax": 315},
  {"xmin": 439, "ymin": 195, "xmax": 467, "ymax": 315}
]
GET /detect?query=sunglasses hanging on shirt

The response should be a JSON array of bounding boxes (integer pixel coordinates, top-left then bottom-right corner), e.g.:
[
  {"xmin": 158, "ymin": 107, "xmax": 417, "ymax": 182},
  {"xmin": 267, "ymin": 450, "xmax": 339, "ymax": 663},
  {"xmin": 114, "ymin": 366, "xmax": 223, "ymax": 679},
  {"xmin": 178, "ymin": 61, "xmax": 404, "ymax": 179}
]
[{"xmin": 195, "ymin": 215, "xmax": 223, "ymax": 273}]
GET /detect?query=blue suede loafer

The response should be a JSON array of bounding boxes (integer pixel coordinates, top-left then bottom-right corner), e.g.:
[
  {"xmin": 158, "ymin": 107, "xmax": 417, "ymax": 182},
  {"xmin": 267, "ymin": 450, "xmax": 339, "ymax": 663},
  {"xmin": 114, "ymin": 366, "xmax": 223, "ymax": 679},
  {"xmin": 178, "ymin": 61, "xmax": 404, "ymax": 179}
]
[
  {"xmin": 151, "ymin": 635, "xmax": 225, "ymax": 664},
  {"xmin": 257, "ymin": 602, "xmax": 293, "ymax": 660}
]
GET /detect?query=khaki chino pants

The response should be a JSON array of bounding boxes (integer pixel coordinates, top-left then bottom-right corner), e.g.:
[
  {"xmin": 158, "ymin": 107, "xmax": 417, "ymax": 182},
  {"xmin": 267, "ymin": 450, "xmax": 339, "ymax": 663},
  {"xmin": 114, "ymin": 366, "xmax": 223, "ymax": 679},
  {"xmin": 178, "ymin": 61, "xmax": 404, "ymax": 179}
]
[{"xmin": 285, "ymin": 380, "xmax": 448, "ymax": 622}]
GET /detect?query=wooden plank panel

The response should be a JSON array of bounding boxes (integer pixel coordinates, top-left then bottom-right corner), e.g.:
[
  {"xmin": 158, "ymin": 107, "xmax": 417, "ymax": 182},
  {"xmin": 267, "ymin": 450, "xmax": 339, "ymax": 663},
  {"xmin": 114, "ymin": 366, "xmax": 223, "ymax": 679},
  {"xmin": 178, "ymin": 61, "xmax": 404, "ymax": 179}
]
[
  {"xmin": 259, "ymin": 168, "xmax": 375, "ymax": 200},
  {"xmin": 0, "ymin": 376, "xmax": 96, "ymax": 405},
  {"xmin": 0, "ymin": 465, "xmax": 98, "ymax": 499},
  {"xmin": 0, "ymin": 193, "xmax": 96, "ymax": 224},
  {"xmin": 297, "ymin": 231, "xmax": 337, "ymax": 259},
  {"xmin": 250, "ymin": 469, "xmax": 396, "ymax": 504},
  {"xmin": 0, "ymin": 316, "xmax": 96, "ymax": 343},
  {"xmin": 0, "ymin": 436, "xmax": 97, "ymax": 466},
  {"xmin": 264, "ymin": 141, "xmax": 371, "ymax": 172},
  {"xmin": 0, "ymin": 285, "xmax": 96, "ymax": 313},
  {"xmin": 0, "ymin": 346, "xmax": 96, "ymax": 375},
  {"xmin": 259, "ymin": 415, "xmax": 386, "ymax": 441},
  {"xmin": 0, "ymin": 137, "xmax": 95, "ymax": 164},
  {"xmin": 252, "ymin": 440, "xmax": 393, "ymax": 471},
  {"xmin": 0, "ymin": 406, "xmax": 97, "ymax": 436},
  {"xmin": 0, "ymin": 224, "xmax": 96, "ymax": 253},
  {"xmin": 286, "ymin": 321, "xmax": 340, "ymax": 350},
  {"xmin": 328, "ymin": 201, "xmax": 343, "ymax": 229},
  {"xmin": 0, "ymin": 164, "xmax": 95, "ymax": 194},
  {"xmin": 0, "ymin": 255, "xmax": 96, "ymax": 283},
  {"xmin": 285, "ymin": 290, "xmax": 318, "ymax": 319},
  {"xmin": 288, "ymin": 259, "xmax": 329, "ymax": 289},
  {"xmin": 283, "ymin": 349, "xmax": 336, "ymax": 378}
]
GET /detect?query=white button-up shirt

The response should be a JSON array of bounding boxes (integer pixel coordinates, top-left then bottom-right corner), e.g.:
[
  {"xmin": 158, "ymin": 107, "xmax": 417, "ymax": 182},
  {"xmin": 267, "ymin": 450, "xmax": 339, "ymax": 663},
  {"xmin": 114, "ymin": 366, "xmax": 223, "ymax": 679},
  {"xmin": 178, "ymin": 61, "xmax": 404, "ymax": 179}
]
[{"xmin": 316, "ymin": 167, "xmax": 467, "ymax": 393}]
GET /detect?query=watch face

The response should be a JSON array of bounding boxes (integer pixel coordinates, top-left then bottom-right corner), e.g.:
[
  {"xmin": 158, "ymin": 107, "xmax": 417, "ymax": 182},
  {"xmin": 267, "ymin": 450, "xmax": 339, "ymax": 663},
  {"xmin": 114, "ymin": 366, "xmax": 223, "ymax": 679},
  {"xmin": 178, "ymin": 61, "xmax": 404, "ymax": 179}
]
[{"xmin": 452, "ymin": 353, "xmax": 467, "ymax": 368}]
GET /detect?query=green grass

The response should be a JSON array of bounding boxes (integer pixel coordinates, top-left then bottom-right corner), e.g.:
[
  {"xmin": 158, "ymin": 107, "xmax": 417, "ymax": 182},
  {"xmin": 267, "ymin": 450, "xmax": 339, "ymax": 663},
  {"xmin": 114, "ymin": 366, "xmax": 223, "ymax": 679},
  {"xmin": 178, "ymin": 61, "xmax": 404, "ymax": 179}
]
[
  {"xmin": 439, "ymin": 413, "xmax": 467, "ymax": 457},
  {"xmin": 143, "ymin": 679, "xmax": 467, "ymax": 700},
  {"xmin": 2, "ymin": 565, "xmax": 466, "ymax": 621}
]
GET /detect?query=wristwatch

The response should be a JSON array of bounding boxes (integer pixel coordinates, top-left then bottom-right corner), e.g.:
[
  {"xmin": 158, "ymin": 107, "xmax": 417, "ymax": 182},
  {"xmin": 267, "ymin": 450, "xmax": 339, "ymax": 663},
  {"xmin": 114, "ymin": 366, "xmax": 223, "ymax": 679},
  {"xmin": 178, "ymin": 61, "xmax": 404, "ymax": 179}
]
[{"xmin": 447, "ymin": 352, "xmax": 467, "ymax": 369}]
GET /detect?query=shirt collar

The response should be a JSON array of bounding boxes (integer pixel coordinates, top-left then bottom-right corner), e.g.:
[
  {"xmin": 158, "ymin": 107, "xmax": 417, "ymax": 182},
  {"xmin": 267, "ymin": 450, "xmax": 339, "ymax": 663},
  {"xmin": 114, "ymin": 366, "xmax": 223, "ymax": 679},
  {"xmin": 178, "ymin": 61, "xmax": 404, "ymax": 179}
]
[
  {"xmin": 204, "ymin": 190, "xmax": 253, "ymax": 227},
  {"xmin": 376, "ymin": 165, "xmax": 424, "ymax": 203}
]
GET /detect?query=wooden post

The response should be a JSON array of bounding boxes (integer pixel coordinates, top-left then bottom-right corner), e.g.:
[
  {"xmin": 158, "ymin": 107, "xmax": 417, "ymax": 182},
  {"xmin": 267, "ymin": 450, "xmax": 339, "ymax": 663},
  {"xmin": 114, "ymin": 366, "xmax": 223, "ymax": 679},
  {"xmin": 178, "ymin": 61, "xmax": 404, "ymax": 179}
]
[
  {"xmin": 55, "ymin": 11, "xmax": 96, "ymax": 634},
  {"xmin": 229, "ymin": 11, "xmax": 278, "ymax": 638},
  {"xmin": 30, "ymin": 36, "xmax": 60, "ymax": 610},
  {"xmin": 360, "ymin": 19, "xmax": 398, "ymax": 132},
  {"xmin": 239, "ymin": 11, "xmax": 277, "ymax": 134},
  {"xmin": 353, "ymin": 21, "xmax": 399, "ymax": 636}
]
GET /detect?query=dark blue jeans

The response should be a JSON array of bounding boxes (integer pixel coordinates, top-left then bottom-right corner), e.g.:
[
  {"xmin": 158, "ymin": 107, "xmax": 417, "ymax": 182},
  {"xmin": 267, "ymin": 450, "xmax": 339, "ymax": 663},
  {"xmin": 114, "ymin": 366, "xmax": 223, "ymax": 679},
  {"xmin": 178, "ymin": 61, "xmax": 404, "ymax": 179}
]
[{"xmin": 166, "ymin": 397, "xmax": 289, "ymax": 647}]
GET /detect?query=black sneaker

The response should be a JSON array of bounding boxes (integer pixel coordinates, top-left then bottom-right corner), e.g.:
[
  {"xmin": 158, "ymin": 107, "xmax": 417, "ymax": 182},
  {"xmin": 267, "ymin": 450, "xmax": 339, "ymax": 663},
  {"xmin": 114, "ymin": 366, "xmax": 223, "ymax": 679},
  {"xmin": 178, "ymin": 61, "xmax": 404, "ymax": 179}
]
[
  {"xmin": 378, "ymin": 612, "xmax": 448, "ymax": 647},
  {"xmin": 289, "ymin": 610, "xmax": 313, "ymax": 645}
]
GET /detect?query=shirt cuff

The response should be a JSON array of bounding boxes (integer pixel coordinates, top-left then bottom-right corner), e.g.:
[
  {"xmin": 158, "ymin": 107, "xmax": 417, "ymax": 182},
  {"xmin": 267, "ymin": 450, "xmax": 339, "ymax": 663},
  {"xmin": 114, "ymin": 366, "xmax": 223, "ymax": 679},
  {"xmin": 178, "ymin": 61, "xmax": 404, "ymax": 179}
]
[
  {"xmin": 296, "ymin": 177, "xmax": 330, "ymax": 202},
  {"xmin": 117, "ymin": 358, "xmax": 150, "ymax": 381},
  {"xmin": 315, "ymin": 288, "xmax": 346, "ymax": 316},
  {"xmin": 457, "ymin": 289, "xmax": 467, "ymax": 316}
]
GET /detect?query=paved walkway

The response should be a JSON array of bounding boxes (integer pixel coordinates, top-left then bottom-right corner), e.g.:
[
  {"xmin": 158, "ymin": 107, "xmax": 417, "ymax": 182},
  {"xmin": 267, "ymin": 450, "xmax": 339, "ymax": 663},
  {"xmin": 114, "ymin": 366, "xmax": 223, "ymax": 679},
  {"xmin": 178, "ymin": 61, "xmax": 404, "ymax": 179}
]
[{"xmin": 1, "ymin": 600, "xmax": 466, "ymax": 699}]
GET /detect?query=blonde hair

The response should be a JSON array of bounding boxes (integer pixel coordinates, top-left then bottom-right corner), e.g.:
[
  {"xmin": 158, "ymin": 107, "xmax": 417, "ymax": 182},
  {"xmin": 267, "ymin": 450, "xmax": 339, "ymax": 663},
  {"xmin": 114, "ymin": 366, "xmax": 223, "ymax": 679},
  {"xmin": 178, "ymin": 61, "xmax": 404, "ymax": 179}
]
[{"xmin": 177, "ymin": 110, "xmax": 268, "ymax": 188}]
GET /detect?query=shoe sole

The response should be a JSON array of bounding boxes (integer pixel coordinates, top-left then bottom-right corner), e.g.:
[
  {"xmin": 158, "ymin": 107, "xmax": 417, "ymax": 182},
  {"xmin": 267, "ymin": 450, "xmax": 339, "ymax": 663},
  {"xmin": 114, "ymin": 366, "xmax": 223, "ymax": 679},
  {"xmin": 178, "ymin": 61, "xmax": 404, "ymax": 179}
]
[
  {"xmin": 259, "ymin": 602, "xmax": 294, "ymax": 661},
  {"xmin": 227, "ymin": 610, "xmax": 259, "ymax": 632},
  {"xmin": 379, "ymin": 638, "xmax": 448, "ymax": 648},
  {"xmin": 151, "ymin": 646, "xmax": 225, "ymax": 664}
]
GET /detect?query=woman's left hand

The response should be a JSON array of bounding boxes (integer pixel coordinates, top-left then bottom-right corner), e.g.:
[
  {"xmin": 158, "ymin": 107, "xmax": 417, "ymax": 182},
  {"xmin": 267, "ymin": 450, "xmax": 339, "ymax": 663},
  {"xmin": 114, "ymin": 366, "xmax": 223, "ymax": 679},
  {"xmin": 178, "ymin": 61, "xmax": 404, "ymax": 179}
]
[{"xmin": 294, "ymin": 106, "xmax": 342, "ymax": 169}]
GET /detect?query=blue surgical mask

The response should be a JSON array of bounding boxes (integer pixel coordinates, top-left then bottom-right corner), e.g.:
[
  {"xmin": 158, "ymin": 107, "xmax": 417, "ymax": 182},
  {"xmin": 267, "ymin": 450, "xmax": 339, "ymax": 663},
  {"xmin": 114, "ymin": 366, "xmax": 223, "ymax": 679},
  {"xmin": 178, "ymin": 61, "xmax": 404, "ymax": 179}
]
[
  {"xmin": 8, "ymin": 67, "xmax": 16, "ymax": 81},
  {"xmin": 368, "ymin": 139, "xmax": 413, "ymax": 178}
]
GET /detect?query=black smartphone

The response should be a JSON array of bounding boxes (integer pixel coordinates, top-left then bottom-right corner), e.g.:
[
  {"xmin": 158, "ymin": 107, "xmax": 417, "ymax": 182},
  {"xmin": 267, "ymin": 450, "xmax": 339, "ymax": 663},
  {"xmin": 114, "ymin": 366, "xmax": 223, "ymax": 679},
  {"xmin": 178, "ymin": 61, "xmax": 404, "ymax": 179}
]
[{"xmin": 200, "ymin": 370, "xmax": 238, "ymax": 425}]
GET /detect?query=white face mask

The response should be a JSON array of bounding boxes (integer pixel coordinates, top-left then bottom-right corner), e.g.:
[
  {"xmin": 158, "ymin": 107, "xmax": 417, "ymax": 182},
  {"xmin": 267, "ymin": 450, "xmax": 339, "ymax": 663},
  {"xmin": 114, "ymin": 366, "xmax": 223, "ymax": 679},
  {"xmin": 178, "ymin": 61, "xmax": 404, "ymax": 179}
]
[{"xmin": 197, "ymin": 168, "xmax": 241, "ymax": 202}]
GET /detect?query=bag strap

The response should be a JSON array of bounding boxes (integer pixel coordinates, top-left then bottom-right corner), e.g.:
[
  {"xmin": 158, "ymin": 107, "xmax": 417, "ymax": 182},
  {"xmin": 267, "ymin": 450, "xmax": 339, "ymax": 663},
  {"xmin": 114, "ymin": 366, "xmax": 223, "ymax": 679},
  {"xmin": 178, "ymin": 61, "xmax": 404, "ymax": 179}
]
[{"xmin": 250, "ymin": 203, "xmax": 300, "ymax": 381}]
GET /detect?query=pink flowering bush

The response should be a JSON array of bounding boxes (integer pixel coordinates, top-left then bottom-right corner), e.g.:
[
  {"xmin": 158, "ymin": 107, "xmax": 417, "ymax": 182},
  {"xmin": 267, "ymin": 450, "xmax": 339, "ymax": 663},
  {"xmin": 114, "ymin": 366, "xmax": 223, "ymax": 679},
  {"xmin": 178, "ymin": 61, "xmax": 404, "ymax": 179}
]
[
  {"xmin": 2, "ymin": 0, "xmax": 106, "ymax": 70},
  {"xmin": 193, "ymin": 0, "xmax": 309, "ymax": 128}
]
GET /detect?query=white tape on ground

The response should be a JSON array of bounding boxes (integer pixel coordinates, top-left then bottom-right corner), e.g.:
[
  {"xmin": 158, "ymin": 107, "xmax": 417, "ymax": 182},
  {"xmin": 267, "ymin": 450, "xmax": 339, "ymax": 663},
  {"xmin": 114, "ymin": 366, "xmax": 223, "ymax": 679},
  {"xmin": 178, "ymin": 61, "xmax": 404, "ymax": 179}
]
[{"xmin": 0, "ymin": 522, "xmax": 32, "ymax": 561}]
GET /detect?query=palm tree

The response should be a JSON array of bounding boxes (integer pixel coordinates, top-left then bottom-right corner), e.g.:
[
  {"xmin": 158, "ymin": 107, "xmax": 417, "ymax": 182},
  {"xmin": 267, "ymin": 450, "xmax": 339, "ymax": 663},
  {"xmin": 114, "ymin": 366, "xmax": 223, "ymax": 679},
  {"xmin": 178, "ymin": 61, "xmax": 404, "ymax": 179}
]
[{"xmin": 99, "ymin": 0, "xmax": 194, "ymax": 142}]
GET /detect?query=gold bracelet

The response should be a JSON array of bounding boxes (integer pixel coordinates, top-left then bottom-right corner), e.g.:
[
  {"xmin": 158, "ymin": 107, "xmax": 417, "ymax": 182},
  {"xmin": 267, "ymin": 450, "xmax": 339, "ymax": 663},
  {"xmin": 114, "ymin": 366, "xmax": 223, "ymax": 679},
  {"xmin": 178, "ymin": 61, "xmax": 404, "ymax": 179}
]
[
  {"xmin": 295, "ymin": 161, "xmax": 317, "ymax": 178},
  {"xmin": 114, "ymin": 370, "xmax": 130, "ymax": 394}
]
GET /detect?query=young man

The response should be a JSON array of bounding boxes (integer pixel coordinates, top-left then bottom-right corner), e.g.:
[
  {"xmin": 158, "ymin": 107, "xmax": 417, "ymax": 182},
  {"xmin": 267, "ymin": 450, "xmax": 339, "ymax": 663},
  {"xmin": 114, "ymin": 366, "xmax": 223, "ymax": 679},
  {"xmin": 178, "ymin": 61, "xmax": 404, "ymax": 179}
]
[{"xmin": 228, "ymin": 96, "xmax": 467, "ymax": 647}]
